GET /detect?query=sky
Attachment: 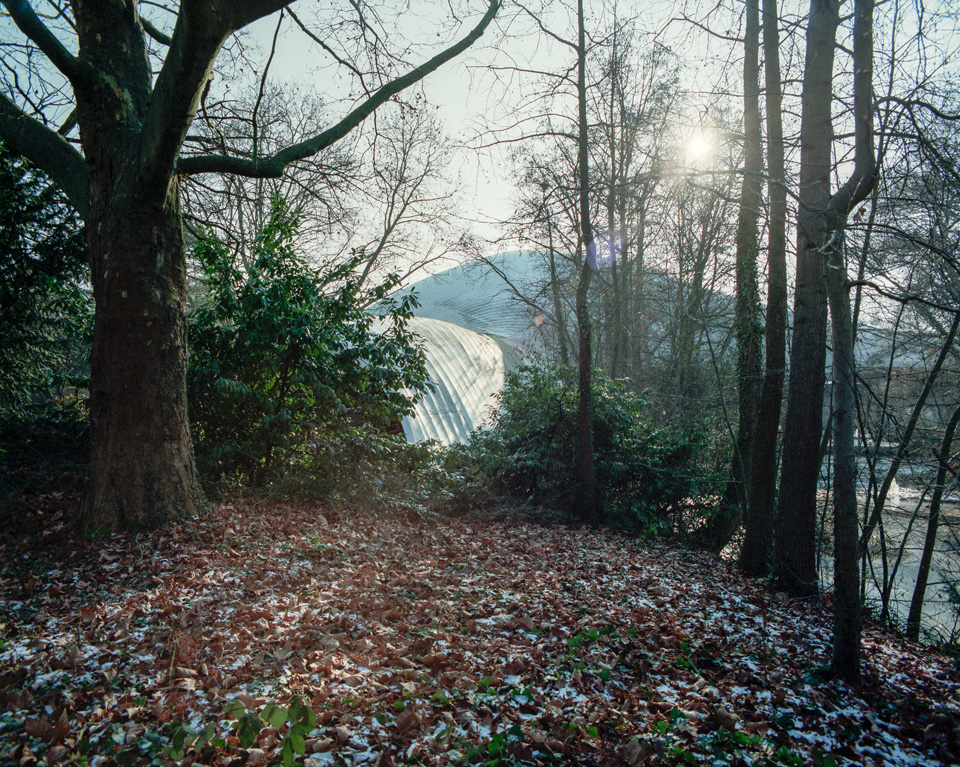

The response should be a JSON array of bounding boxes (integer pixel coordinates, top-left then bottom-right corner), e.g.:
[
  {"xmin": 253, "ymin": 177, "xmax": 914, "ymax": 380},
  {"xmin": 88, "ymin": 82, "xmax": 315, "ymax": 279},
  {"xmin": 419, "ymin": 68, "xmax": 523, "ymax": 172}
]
[
  {"xmin": 238, "ymin": 0, "xmax": 714, "ymax": 251},
  {"xmin": 6, "ymin": 0, "xmax": 955, "ymax": 283}
]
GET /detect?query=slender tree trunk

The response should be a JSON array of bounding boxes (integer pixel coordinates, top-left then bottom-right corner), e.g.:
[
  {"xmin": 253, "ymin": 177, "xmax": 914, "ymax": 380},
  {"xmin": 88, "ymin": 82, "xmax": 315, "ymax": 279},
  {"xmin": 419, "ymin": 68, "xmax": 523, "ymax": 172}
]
[
  {"xmin": 574, "ymin": 0, "xmax": 598, "ymax": 522},
  {"xmin": 548, "ymin": 236, "xmax": 570, "ymax": 367},
  {"xmin": 742, "ymin": 0, "xmax": 788, "ymax": 576},
  {"xmin": 776, "ymin": 0, "xmax": 875, "ymax": 602},
  {"xmin": 575, "ymin": 263, "xmax": 597, "ymax": 520},
  {"xmin": 779, "ymin": 0, "xmax": 874, "ymax": 676},
  {"xmin": 607, "ymin": 28, "xmax": 623, "ymax": 379},
  {"xmin": 825, "ymin": 238, "xmax": 860, "ymax": 682},
  {"xmin": 907, "ymin": 404, "xmax": 960, "ymax": 640},
  {"xmin": 775, "ymin": 0, "xmax": 841, "ymax": 597},
  {"xmin": 634, "ymin": 202, "xmax": 647, "ymax": 380},
  {"xmin": 723, "ymin": 0, "xmax": 764, "ymax": 552}
]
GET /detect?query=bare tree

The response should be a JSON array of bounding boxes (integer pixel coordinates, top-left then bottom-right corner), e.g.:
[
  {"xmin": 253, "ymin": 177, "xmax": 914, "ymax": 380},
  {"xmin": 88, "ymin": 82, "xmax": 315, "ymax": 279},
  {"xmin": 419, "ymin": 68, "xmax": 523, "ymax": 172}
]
[
  {"xmin": 352, "ymin": 107, "xmax": 480, "ymax": 290},
  {"xmin": 772, "ymin": 0, "xmax": 877, "ymax": 679},
  {"xmin": 182, "ymin": 83, "xmax": 357, "ymax": 263}
]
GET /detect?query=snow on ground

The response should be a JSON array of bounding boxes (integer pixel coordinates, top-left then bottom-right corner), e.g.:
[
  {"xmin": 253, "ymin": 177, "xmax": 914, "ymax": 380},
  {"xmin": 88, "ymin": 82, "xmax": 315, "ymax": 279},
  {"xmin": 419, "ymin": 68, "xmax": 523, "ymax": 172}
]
[{"xmin": 1, "ymin": 499, "xmax": 958, "ymax": 766}]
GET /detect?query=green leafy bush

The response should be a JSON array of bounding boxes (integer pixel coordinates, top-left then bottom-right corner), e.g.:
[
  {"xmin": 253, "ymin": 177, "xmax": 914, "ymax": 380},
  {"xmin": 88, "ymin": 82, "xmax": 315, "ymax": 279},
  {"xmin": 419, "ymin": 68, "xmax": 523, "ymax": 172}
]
[
  {"xmin": 0, "ymin": 141, "xmax": 90, "ymax": 418},
  {"xmin": 0, "ymin": 142, "xmax": 91, "ymax": 501},
  {"xmin": 467, "ymin": 365, "xmax": 700, "ymax": 529},
  {"xmin": 188, "ymin": 194, "xmax": 429, "ymax": 485}
]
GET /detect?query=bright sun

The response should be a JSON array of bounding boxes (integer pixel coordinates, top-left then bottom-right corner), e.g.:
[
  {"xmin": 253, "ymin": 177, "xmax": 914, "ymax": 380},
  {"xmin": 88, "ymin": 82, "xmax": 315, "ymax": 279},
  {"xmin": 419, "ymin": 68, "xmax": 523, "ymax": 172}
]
[{"xmin": 684, "ymin": 130, "xmax": 714, "ymax": 166}]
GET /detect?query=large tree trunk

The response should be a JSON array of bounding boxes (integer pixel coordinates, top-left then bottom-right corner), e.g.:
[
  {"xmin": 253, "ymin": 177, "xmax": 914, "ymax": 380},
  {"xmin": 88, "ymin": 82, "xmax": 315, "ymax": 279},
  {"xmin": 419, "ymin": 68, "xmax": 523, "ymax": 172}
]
[
  {"xmin": 741, "ymin": 0, "xmax": 788, "ymax": 577},
  {"xmin": 74, "ymin": 1, "xmax": 204, "ymax": 533},
  {"xmin": 84, "ymin": 189, "xmax": 203, "ymax": 532}
]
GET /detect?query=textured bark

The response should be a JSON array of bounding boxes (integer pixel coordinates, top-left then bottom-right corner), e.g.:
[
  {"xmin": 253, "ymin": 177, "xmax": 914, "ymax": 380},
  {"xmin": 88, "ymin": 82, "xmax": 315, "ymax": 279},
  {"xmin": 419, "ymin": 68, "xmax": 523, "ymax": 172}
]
[
  {"xmin": 73, "ymin": 0, "xmax": 204, "ymax": 532},
  {"xmin": 825, "ymin": 241, "xmax": 860, "ymax": 682},
  {"xmin": 84, "ymin": 191, "xmax": 202, "ymax": 532},
  {"xmin": 777, "ymin": 0, "xmax": 875, "ymax": 678},
  {"xmin": 774, "ymin": 0, "xmax": 840, "ymax": 597},
  {"xmin": 907, "ymin": 403, "xmax": 960, "ymax": 640},
  {"xmin": 741, "ymin": 0, "xmax": 788, "ymax": 577},
  {"xmin": 574, "ymin": 0, "xmax": 598, "ymax": 522}
]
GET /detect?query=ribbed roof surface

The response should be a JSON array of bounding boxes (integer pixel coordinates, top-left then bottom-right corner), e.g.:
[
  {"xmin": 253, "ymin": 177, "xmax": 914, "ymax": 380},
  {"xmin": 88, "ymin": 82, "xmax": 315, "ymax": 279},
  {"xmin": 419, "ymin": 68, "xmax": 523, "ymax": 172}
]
[
  {"xmin": 400, "ymin": 316, "xmax": 508, "ymax": 445},
  {"xmin": 378, "ymin": 252, "xmax": 559, "ymax": 444}
]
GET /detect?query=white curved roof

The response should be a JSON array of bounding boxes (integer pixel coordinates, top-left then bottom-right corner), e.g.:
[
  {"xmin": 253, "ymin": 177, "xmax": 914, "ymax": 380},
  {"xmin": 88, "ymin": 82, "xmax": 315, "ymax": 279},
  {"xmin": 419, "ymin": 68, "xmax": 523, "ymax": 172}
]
[
  {"xmin": 381, "ymin": 252, "xmax": 558, "ymax": 445},
  {"xmin": 400, "ymin": 316, "xmax": 510, "ymax": 444}
]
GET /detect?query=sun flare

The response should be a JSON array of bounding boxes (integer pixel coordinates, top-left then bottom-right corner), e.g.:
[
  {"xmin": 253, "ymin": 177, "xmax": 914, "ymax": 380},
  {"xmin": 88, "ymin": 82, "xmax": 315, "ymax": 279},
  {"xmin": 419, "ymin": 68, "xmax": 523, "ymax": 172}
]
[{"xmin": 684, "ymin": 130, "xmax": 715, "ymax": 166}]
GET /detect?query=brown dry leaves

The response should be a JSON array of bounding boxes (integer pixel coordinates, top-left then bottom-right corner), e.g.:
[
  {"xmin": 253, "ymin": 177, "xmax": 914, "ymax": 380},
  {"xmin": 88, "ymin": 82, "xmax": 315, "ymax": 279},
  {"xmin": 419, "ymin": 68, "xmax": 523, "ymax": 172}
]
[{"xmin": 1, "ymin": 499, "xmax": 958, "ymax": 766}]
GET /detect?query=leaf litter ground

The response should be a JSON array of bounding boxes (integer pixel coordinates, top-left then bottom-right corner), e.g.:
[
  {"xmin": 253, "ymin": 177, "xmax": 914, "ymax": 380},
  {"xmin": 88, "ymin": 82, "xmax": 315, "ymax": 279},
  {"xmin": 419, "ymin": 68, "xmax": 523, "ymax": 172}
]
[{"xmin": 2, "ymin": 499, "xmax": 958, "ymax": 766}]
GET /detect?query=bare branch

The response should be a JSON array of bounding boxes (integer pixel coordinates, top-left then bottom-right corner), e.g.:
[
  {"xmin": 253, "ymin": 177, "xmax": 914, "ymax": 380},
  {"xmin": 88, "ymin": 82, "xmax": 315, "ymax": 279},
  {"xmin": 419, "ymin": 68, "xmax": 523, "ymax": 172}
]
[
  {"xmin": 57, "ymin": 107, "xmax": 76, "ymax": 136},
  {"xmin": 672, "ymin": 13, "xmax": 743, "ymax": 43},
  {"xmin": 876, "ymin": 95, "xmax": 960, "ymax": 122},
  {"xmin": 846, "ymin": 281, "xmax": 960, "ymax": 313},
  {"xmin": 287, "ymin": 7, "xmax": 365, "ymax": 82},
  {"xmin": 178, "ymin": 0, "xmax": 501, "ymax": 179},
  {"xmin": 139, "ymin": 0, "xmax": 294, "ymax": 195},
  {"xmin": 514, "ymin": 1, "xmax": 576, "ymax": 50},
  {"xmin": 140, "ymin": 15, "xmax": 173, "ymax": 46},
  {"xmin": 1, "ymin": 0, "xmax": 90, "ymax": 87}
]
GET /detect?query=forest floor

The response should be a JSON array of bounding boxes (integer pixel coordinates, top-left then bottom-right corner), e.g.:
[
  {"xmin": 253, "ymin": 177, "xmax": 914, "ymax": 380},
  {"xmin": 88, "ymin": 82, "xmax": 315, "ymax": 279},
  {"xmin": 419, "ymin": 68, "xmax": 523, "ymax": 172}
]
[{"xmin": 1, "ymin": 497, "xmax": 959, "ymax": 767}]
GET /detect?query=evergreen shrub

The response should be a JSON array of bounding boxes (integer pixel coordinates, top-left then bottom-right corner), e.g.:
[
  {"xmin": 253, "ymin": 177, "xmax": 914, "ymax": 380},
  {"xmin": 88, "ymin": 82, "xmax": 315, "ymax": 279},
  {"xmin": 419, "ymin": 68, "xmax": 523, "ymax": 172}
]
[
  {"xmin": 188, "ymin": 194, "xmax": 430, "ymax": 488},
  {"xmin": 467, "ymin": 365, "xmax": 701, "ymax": 530}
]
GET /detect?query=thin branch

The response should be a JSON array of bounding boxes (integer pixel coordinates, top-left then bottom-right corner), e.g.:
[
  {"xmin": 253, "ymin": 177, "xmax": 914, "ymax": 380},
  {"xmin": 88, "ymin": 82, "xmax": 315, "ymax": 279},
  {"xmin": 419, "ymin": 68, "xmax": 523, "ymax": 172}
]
[
  {"xmin": 252, "ymin": 11, "xmax": 283, "ymax": 162},
  {"xmin": 178, "ymin": 0, "xmax": 501, "ymax": 179},
  {"xmin": 1, "ymin": 0, "xmax": 90, "ymax": 87},
  {"xmin": 672, "ymin": 13, "xmax": 744, "ymax": 43},
  {"xmin": 876, "ymin": 95, "xmax": 960, "ymax": 122},
  {"xmin": 287, "ymin": 7, "xmax": 365, "ymax": 83},
  {"xmin": 514, "ymin": 1, "xmax": 576, "ymax": 50},
  {"xmin": 846, "ymin": 281, "xmax": 960, "ymax": 313}
]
